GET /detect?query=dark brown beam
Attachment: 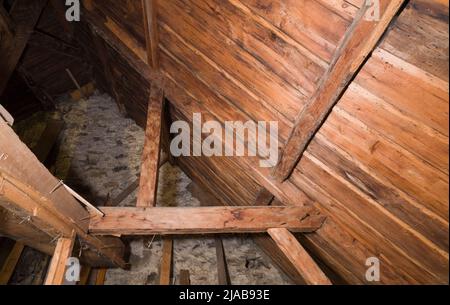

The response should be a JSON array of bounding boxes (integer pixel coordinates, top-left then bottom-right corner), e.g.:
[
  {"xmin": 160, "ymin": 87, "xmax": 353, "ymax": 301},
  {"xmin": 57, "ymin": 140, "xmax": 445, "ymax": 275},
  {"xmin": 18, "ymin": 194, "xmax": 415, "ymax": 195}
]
[
  {"xmin": 0, "ymin": 5, "xmax": 14, "ymax": 38},
  {"xmin": 49, "ymin": 0, "xmax": 74, "ymax": 38},
  {"xmin": 0, "ymin": 0, "xmax": 47, "ymax": 94},
  {"xmin": 272, "ymin": 0, "xmax": 405, "ymax": 181},
  {"xmin": 136, "ymin": 83, "xmax": 164, "ymax": 207},
  {"xmin": 28, "ymin": 30, "xmax": 83, "ymax": 60},
  {"xmin": 89, "ymin": 206, "xmax": 325, "ymax": 235}
]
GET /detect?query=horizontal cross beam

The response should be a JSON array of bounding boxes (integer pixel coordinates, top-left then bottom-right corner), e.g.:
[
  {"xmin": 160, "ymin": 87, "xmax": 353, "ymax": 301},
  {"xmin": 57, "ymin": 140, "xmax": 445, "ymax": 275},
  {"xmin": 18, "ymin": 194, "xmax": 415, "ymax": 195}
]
[{"xmin": 89, "ymin": 206, "xmax": 326, "ymax": 235}]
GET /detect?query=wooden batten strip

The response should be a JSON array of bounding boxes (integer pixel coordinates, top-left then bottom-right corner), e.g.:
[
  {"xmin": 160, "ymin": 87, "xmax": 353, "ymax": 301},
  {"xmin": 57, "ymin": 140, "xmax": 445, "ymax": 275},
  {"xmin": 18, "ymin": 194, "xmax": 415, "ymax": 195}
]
[
  {"xmin": 89, "ymin": 206, "xmax": 325, "ymax": 235},
  {"xmin": 268, "ymin": 228, "xmax": 332, "ymax": 285},
  {"xmin": 272, "ymin": 0, "xmax": 406, "ymax": 181}
]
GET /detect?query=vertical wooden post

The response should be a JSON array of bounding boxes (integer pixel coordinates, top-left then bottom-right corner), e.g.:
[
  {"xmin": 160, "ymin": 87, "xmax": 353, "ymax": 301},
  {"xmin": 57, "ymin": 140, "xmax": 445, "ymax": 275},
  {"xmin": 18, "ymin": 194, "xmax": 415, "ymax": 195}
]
[
  {"xmin": 0, "ymin": 242, "xmax": 25, "ymax": 285},
  {"xmin": 137, "ymin": 83, "xmax": 164, "ymax": 207},
  {"xmin": 215, "ymin": 237, "xmax": 231, "ymax": 285},
  {"xmin": 159, "ymin": 238, "xmax": 173, "ymax": 285},
  {"xmin": 44, "ymin": 234, "xmax": 75, "ymax": 285}
]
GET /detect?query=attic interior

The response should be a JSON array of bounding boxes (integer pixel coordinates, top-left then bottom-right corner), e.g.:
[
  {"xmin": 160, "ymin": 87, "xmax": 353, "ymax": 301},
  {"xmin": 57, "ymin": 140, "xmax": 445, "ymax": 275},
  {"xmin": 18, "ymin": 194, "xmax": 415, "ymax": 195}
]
[{"xmin": 0, "ymin": 0, "xmax": 448, "ymax": 286}]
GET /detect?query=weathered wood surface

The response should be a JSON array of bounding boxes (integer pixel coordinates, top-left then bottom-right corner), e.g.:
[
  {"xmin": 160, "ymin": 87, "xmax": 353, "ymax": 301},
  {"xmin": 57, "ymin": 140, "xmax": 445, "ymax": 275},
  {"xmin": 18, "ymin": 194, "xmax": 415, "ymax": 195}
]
[
  {"xmin": 141, "ymin": 0, "xmax": 159, "ymax": 68},
  {"xmin": 268, "ymin": 228, "xmax": 332, "ymax": 285},
  {"xmin": 0, "ymin": 172, "xmax": 127, "ymax": 269},
  {"xmin": 74, "ymin": 0, "xmax": 449, "ymax": 284},
  {"xmin": 272, "ymin": 0, "xmax": 406, "ymax": 181},
  {"xmin": 0, "ymin": 242, "xmax": 25, "ymax": 285},
  {"xmin": 159, "ymin": 238, "xmax": 173, "ymax": 285},
  {"xmin": 136, "ymin": 83, "xmax": 164, "ymax": 207},
  {"xmin": 215, "ymin": 237, "xmax": 231, "ymax": 285},
  {"xmin": 44, "ymin": 235, "xmax": 75, "ymax": 285},
  {"xmin": 89, "ymin": 206, "xmax": 325, "ymax": 235},
  {"xmin": 0, "ymin": 0, "xmax": 47, "ymax": 94}
]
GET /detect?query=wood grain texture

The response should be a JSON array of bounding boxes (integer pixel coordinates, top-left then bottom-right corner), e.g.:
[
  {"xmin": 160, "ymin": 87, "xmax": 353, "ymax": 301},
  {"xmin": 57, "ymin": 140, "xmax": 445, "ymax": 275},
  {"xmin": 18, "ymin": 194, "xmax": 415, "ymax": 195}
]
[
  {"xmin": 141, "ymin": 0, "xmax": 159, "ymax": 68},
  {"xmin": 0, "ymin": 242, "xmax": 25, "ymax": 285},
  {"xmin": 89, "ymin": 206, "xmax": 325, "ymax": 235},
  {"xmin": 159, "ymin": 238, "xmax": 173, "ymax": 285},
  {"xmin": 273, "ymin": 0, "xmax": 405, "ymax": 181},
  {"xmin": 215, "ymin": 237, "xmax": 231, "ymax": 285},
  {"xmin": 179, "ymin": 269, "xmax": 191, "ymax": 285},
  {"xmin": 136, "ymin": 83, "xmax": 164, "ymax": 207},
  {"xmin": 268, "ymin": 228, "xmax": 332, "ymax": 285},
  {"xmin": 0, "ymin": 0, "xmax": 47, "ymax": 94},
  {"xmin": 44, "ymin": 235, "xmax": 75, "ymax": 285},
  {"xmin": 0, "ymin": 172, "xmax": 127, "ymax": 269}
]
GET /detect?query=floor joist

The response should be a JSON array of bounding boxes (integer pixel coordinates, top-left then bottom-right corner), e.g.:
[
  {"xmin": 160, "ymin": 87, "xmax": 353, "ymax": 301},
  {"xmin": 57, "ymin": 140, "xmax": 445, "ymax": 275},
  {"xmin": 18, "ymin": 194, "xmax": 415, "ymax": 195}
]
[{"xmin": 89, "ymin": 206, "xmax": 325, "ymax": 235}]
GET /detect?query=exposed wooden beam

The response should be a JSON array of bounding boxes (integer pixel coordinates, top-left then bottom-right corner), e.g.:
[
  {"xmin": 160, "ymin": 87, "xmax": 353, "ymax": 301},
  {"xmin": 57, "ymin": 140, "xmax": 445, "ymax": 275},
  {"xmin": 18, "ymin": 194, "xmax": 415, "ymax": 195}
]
[
  {"xmin": 0, "ymin": 5, "xmax": 14, "ymax": 40},
  {"xmin": 94, "ymin": 268, "xmax": 107, "ymax": 285},
  {"xmin": 90, "ymin": 27, "xmax": 126, "ymax": 114},
  {"xmin": 272, "ymin": 0, "xmax": 405, "ymax": 181},
  {"xmin": 16, "ymin": 65, "xmax": 55, "ymax": 110},
  {"xmin": 0, "ymin": 172, "xmax": 127, "ymax": 269},
  {"xmin": 0, "ymin": 242, "xmax": 24, "ymax": 285},
  {"xmin": 78, "ymin": 266, "xmax": 91, "ymax": 285},
  {"xmin": 179, "ymin": 269, "xmax": 191, "ymax": 285},
  {"xmin": 142, "ymin": 0, "xmax": 160, "ymax": 69},
  {"xmin": 28, "ymin": 30, "xmax": 83, "ymax": 60},
  {"xmin": 136, "ymin": 83, "xmax": 164, "ymax": 207},
  {"xmin": 159, "ymin": 238, "xmax": 173, "ymax": 285},
  {"xmin": 89, "ymin": 206, "xmax": 325, "ymax": 235},
  {"xmin": 44, "ymin": 235, "xmax": 75, "ymax": 285},
  {"xmin": 215, "ymin": 237, "xmax": 231, "ymax": 285},
  {"xmin": 49, "ymin": 0, "xmax": 74, "ymax": 38},
  {"xmin": 268, "ymin": 228, "xmax": 332, "ymax": 285},
  {"xmin": 0, "ymin": 0, "xmax": 47, "ymax": 95}
]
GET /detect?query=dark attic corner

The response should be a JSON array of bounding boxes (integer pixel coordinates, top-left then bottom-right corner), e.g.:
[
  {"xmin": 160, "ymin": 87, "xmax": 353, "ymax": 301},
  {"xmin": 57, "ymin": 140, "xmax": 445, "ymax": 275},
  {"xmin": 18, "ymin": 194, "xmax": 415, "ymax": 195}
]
[{"xmin": 0, "ymin": 0, "xmax": 448, "ymax": 295}]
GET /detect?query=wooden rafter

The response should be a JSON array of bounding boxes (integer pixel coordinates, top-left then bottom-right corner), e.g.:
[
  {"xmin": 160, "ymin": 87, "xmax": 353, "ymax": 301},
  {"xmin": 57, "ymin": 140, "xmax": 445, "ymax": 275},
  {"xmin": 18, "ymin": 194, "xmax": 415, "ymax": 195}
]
[
  {"xmin": 0, "ymin": 5, "xmax": 14, "ymax": 39},
  {"xmin": 142, "ymin": 0, "xmax": 160, "ymax": 69},
  {"xmin": 268, "ymin": 228, "xmax": 332, "ymax": 285},
  {"xmin": 89, "ymin": 206, "xmax": 325, "ymax": 235},
  {"xmin": 0, "ymin": 0, "xmax": 48, "ymax": 95},
  {"xmin": 48, "ymin": 0, "xmax": 74, "ymax": 38},
  {"xmin": 272, "ymin": 0, "xmax": 406, "ymax": 181},
  {"xmin": 0, "ymin": 172, "xmax": 127, "ymax": 269},
  {"xmin": 137, "ymin": 83, "xmax": 165, "ymax": 207}
]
